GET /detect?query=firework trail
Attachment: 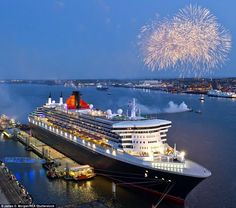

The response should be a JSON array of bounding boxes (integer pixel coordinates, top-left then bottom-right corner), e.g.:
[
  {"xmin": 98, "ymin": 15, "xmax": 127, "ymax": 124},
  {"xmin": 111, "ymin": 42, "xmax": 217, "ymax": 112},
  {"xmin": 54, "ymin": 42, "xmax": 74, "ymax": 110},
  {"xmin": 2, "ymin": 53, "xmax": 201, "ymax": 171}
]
[{"xmin": 138, "ymin": 5, "xmax": 232, "ymax": 75}]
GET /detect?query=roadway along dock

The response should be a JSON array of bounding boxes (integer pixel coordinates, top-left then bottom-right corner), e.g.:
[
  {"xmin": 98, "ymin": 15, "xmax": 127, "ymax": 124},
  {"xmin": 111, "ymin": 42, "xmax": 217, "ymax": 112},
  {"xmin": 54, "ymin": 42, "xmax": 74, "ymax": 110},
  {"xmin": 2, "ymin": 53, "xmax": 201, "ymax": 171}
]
[
  {"xmin": 14, "ymin": 129, "xmax": 95, "ymax": 181},
  {"xmin": 0, "ymin": 162, "xmax": 32, "ymax": 204}
]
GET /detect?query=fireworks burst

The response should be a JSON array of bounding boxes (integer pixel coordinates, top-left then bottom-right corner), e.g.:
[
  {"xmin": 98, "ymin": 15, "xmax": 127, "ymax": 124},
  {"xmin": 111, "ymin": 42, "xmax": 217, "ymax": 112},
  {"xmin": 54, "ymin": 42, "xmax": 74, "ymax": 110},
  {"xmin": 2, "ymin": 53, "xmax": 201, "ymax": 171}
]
[{"xmin": 138, "ymin": 5, "xmax": 232, "ymax": 75}]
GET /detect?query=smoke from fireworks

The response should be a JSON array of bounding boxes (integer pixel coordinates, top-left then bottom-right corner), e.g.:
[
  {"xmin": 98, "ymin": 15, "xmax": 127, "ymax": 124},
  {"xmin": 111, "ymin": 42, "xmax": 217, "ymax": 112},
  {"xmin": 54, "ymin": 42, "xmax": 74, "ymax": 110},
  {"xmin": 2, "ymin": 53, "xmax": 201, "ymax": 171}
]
[{"xmin": 138, "ymin": 5, "xmax": 232, "ymax": 75}]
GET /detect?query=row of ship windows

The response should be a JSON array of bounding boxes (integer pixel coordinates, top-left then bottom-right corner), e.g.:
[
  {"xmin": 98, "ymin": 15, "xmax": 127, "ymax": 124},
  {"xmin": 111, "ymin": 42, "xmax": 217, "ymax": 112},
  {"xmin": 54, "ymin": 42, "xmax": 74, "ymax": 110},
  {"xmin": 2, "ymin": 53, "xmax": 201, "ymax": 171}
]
[
  {"xmin": 121, "ymin": 145, "xmax": 150, "ymax": 150},
  {"xmin": 117, "ymin": 130, "xmax": 161, "ymax": 134},
  {"xmin": 122, "ymin": 140, "xmax": 157, "ymax": 144},
  {"xmin": 140, "ymin": 146, "xmax": 149, "ymax": 150},
  {"xmin": 133, "ymin": 135, "xmax": 158, "ymax": 139},
  {"xmin": 121, "ymin": 135, "xmax": 157, "ymax": 139}
]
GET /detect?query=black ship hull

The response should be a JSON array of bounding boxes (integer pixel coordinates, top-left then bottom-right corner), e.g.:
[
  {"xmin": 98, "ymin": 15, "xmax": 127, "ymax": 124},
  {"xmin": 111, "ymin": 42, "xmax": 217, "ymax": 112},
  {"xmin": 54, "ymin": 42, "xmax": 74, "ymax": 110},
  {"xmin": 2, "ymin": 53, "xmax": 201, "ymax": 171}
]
[{"xmin": 30, "ymin": 124, "xmax": 205, "ymax": 204}]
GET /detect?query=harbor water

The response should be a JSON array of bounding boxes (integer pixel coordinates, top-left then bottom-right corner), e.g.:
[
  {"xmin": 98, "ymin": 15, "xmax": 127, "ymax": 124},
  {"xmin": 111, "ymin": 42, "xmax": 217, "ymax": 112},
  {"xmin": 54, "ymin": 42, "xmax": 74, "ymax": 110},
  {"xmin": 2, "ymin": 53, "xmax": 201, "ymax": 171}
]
[{"xmin": 0, "ymin": 84, "xmax": 235, "ymax": 208}]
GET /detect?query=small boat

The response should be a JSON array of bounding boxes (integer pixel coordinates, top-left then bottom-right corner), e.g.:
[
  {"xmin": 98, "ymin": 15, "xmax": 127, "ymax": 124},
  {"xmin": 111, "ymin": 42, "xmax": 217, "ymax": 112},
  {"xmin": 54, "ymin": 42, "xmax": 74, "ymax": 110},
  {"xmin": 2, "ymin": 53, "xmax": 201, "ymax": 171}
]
[
  {"xmin": 65, "ymin": 165, "xmax": 96, "ymax": 181},
  {"xmin": 195, "ymin": 110, "xmax": 202, "ymax": 114},
  {"xmin": 199, "ymin": 95, "xmax": 205, "ymax": 101}
]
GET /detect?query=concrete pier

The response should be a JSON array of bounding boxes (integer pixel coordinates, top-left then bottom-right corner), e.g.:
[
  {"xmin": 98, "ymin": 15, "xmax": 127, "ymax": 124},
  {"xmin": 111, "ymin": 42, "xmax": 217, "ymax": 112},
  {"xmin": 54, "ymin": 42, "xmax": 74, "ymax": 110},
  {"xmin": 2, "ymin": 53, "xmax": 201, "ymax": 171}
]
[
  {"xmin": 16, "ymin": 130, "xmax": 79, "ymax": 171},
  {"xmin": 15, "ymin": 130, "xmax": 92, "ymax": 177}
]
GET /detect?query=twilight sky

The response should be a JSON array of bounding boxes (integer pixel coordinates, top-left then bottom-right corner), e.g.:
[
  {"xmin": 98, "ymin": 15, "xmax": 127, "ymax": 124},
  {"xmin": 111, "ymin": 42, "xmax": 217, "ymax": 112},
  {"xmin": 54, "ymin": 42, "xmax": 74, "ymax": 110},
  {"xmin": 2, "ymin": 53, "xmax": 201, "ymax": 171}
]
[{"xmin": 0, "ymin": 0, "xmax": 235, "ymax": 79}]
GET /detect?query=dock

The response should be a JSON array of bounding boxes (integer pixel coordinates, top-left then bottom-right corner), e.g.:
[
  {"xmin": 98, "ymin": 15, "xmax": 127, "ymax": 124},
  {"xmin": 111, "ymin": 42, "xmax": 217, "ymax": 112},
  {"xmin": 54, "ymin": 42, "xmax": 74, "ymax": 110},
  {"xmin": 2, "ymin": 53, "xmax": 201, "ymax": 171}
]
[
  {"xmin": 14, "ymin": 130, "xmax": 95, "ymax": 181},
  {"xmin": 16, "ymin": 130, "xmax": 78, "ymax": 169}
]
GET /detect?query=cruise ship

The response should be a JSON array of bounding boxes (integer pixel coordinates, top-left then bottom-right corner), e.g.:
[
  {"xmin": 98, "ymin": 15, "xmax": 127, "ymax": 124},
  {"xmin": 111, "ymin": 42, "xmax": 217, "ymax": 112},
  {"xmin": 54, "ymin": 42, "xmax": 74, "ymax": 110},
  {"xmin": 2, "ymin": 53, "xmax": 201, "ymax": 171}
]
[
  {"xmin": 207, "ymin": 89, "xmax": 236, "ymax": 98},
  {"xmin": 28, "ymin": 91, "xmax": 211, "ymax": 204}
]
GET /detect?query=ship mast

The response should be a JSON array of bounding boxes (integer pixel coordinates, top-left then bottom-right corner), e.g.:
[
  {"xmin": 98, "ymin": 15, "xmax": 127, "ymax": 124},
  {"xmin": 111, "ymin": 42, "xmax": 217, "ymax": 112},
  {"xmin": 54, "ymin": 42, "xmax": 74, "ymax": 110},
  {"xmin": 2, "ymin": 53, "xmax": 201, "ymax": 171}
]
[{"xmin": 130, "ymin": 98, "xmax": 137, "ymax": 119}]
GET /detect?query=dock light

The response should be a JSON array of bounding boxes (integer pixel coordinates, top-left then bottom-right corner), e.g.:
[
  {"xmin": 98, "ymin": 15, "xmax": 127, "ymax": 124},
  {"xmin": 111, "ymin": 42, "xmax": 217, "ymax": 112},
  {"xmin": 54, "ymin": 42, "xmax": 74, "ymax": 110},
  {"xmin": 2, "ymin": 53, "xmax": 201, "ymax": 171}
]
[
  {"xmin": 82, "ymin": 140, "xmax": 85, "ymax": 144},
  {"xmin": 88, "ymin": 142, "xmax": 91, "ymax": 147},
  {"xmin": 106, "ymin": 149, "xmax": 110, "ymax": 154},
  {"xmin": 92, "ymin": 144, "xmax": 96, "ymax": 149}
]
